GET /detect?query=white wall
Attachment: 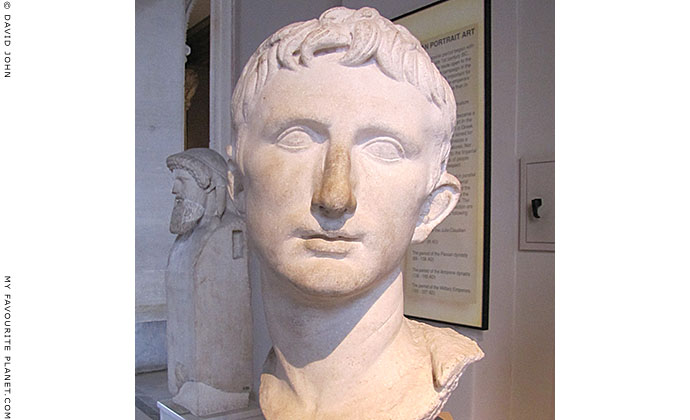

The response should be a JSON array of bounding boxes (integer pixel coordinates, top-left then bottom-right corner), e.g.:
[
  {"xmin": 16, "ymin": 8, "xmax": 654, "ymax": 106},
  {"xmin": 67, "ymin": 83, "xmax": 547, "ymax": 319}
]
[
  {"xmin": 511, "ymin": 0, "xmax": 554, "ymax": 418},
  {"xmin": 235, "ymin": 1, "xmax": 554, "ymax": 419},
  {"xmin": 135, "ymin": 0, "xmax": 186, "ymax": 325},
  {"xmin": 343, "ymin": 0, "xmax": 437, "ymax": 19}
]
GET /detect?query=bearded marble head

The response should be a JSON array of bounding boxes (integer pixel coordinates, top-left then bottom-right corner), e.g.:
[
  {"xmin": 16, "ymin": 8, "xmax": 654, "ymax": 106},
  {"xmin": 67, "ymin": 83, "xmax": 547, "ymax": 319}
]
[{"xmin": 166, "ymin": 148, "xmax": 229, "ymax": 235}]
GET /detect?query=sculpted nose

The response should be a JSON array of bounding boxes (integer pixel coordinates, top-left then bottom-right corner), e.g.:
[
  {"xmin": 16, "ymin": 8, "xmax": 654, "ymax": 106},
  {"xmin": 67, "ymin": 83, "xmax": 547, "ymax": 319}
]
[{"xmin": 311, "ymin": 143, "xmax": 357, "ymax": 219}]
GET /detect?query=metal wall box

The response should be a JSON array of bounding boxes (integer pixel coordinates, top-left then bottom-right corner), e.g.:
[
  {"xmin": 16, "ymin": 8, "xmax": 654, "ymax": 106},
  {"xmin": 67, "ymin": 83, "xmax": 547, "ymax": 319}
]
[{"xmin": 519, "ymin": 158, "xmax": 554, "ymax": 251}]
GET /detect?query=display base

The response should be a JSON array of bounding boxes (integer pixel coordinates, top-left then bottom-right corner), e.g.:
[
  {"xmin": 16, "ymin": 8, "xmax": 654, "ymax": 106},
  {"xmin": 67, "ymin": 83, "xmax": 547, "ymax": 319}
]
[{"xmin": 157, "ymin": 399, "xmax": 263, "ymax": 420}]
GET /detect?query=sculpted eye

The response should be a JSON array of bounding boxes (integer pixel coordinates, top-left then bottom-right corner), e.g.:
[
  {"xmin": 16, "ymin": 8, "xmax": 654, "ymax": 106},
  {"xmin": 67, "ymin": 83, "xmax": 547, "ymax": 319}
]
[
  {"xmin": 276, "ymin": 127, "xmax": 314, "ymax": 151},
  {"xmin": 361, "ymin": 138, "xmax": 405, "ymax": 162}
]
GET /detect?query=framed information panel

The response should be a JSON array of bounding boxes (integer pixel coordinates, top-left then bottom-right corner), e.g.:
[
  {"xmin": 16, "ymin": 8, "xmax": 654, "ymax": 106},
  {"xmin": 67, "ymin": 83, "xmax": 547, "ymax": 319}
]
[{"xmin": 397, "ymin": 0, "xmax": 490, "ymax": 329}]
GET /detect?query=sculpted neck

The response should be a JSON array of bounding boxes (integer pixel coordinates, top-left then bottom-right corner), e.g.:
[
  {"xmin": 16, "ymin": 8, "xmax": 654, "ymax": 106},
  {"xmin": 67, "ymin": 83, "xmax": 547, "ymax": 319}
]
[
  {"xmin": 200, "ymin": 204, "xmax": 220, "ymax": 228},
  {"xmin": 258, "ymin": 258, "xmax": 484, "ymax": 420},
  {"xmin": 260, "ymin": 264, "xmax": 409, "ymax": 412}
]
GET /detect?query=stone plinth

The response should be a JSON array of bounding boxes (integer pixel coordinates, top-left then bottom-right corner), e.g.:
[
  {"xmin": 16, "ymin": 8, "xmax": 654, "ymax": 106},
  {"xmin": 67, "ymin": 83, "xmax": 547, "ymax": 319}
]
[{"xmin": 157, "ymin": 400, "xmax": 263, "ymax": 420}]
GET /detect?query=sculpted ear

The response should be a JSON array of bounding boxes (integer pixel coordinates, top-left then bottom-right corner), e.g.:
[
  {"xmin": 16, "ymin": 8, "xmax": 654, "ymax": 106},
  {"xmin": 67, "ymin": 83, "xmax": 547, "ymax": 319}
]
[
  {"xmin": 411, "ymin": 172, "xmax": 461, "ymax": 244},
  {"xmin": 226, "ymin": 145, "xmax": 246, "ymax": 216}
]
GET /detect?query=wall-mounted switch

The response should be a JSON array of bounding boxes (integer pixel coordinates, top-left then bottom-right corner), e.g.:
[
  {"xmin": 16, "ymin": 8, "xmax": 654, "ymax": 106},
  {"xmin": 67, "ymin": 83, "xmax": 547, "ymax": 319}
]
[{"xmin": 519, "ymin": 158, "xmax": 554, "ymax": 251}]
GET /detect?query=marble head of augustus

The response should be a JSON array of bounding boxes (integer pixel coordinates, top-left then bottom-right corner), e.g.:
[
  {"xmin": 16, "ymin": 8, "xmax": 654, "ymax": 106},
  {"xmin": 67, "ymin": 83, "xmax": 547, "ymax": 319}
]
[
  {"xmin": 167, "ymin": 148, "xmax": 228, "ymax": 235},
  {"xmin": 227, "ymin": 7, "xmax": 482, "ymax": 420}
]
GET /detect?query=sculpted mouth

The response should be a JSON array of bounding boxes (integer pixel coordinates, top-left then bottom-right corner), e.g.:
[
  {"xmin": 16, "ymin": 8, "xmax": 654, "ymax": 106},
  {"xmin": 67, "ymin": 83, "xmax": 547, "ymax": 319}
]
[
  {"xmin": 303, "ymin": 233, "xmax": 359, "ymax": 242},
  {"xmin": 298, "ymin": 230, "xmax": 361, "ymax": 255},
  {"xmin": 296, "ymin": 228, "xmax": 361, "ymax": 241}
]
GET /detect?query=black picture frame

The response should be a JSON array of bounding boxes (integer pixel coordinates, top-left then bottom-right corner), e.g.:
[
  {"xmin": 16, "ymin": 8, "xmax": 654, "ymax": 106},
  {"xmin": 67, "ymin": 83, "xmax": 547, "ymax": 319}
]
[{"xmin": 395, "ymin": 0, "xmax": 491, "ymax": 330}]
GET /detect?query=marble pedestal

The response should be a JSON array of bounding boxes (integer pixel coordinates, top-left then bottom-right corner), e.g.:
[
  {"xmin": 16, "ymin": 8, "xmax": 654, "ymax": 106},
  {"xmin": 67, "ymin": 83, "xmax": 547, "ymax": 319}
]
[
  {"xmin": 166, "ymin": 214, "xmax": 253, "ymax": 416},
  {"xmin": 157, "ymin": 400, "xmax": 263, "ymax": 420}
]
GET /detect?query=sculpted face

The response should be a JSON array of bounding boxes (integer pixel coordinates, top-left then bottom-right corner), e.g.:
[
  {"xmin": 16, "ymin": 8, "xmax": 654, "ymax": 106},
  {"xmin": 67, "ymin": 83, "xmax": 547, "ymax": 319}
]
[
  {"xmin": 170, "ymin": 168, "xmax": 207, "ymax": 235},
  {"xmin": 238, "ymin": 56, "xmax": 457, "ymax": 298}
]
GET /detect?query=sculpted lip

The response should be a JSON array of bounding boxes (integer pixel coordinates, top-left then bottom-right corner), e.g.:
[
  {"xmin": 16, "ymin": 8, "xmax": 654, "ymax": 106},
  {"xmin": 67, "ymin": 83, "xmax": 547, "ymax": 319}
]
[
  {"xmin": 297, "ymin": 230, "xmax": 362, "ymax": 254},
  {"xmin": 303, "ymin": 233, "xmax": 359, "ymax": 242},
  {"xmin": 295, "ymin": 228, "xmax": 362, "ymax": 241}
]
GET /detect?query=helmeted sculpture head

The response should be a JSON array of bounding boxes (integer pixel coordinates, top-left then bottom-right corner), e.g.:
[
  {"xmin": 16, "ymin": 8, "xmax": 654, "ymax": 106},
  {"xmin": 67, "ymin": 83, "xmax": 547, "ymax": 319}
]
[
  {"xmin": 228, "ymin": 7, "xmax": 461, "ymax": 299},
  {"xmin": 167, "ymin": 148, "xmax": 229, "ymax": 235}
]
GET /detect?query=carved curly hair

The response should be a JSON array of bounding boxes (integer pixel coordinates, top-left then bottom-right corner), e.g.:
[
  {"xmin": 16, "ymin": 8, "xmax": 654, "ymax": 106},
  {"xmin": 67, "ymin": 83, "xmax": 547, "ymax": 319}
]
[{"xmin": 231, "ymin": 7, "xmax": 456, "ymax": 185}]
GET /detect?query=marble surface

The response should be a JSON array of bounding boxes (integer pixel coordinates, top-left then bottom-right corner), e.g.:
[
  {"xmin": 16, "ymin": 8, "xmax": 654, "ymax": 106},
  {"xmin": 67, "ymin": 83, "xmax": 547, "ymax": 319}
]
[
  {"xmin": 228, "ymin": 6, "xmax": 482, "ymax": 419},
  {"xmin": 135, "ymin": 320, "xmax": 167, "ymax": 373}
]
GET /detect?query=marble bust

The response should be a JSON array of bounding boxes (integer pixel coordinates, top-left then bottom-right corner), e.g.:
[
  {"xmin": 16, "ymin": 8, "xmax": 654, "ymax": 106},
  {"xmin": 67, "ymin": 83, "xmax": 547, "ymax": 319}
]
[
  {"xmin": 167, "ymin": 148, "xmax": 228, "ymax": 237},
  {"xmin": 227, "ymin": 7, "xmax": 483, "ymax": 420},
  {"xmin": 165, "ymin": 148, "xmax": 252, "ymax": 416}
]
